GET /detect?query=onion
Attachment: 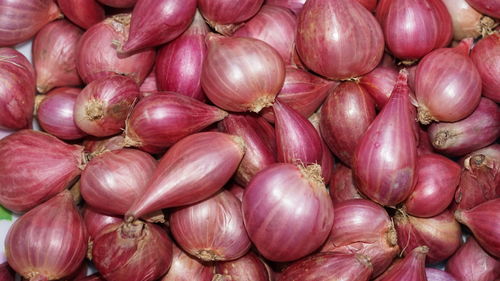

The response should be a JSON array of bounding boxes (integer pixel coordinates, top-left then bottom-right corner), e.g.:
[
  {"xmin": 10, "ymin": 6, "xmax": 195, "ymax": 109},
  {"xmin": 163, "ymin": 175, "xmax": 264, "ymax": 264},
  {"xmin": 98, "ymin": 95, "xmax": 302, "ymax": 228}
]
[
  {"xmin": 265, "ymin": 0, "xmax": 306, "ymax": 15},
  {"xmin": 374, "ymin": 246, "xmax": 429, "ymax": 281},
  {"xmin": 446, "ymin": 236, "xmax": 500, "ymax": 281},
  {"xmin": 124, "ymin": 93, "xmax": 228, "ymax": 152},
  {"xmin": 353, "ymin": 70, "xmax": 417, "ymax": 206},
  {"xmin": 0, "ymin": 263, "xmax": 14, "ymax": 281},
  {"xmin": 359, "ymin": 65, "xmax": 398, "ymax": 109},
  {"xmin": 441, "ymin": 0, "xmax": 492, "ymax": 41},
  {"xmin": 308, "ymin": 111, "xmax": 335, "ymax": 183},
  {"xmin": 465, "ymin": 0, "xmax": 500, "ymax": 18},
  {"xmin": 121, "ymin": 0, "xmax": 196, "ymax": 53},
  {"xmin": 5, "ymin": 190, "xmax": 88, "ymax": 281},
  {"xmin": 76, "ymin": 13, "xmax": 155, "ymax": 85},
  {"xmin": 417, "ymin": 127, "xmax": 435, "ymax": 156},
  {"xmin": 74, "ymin": 75, "xmax": 139, "ymax": 137},
  {"xmin": 321, "ymin": 199, "xmax": 399, "ymax": 277},
  {"xmin": 97, "ymin": 0, "xmax": 137, "ymax": 8},
  {"xmin": 227, "ymin": 183, "xmax": 245, "ymax": 201},
  {"xmin": 242, "ymin": 163, "xmax": 333, "ymax": 262},
  {"xmin": 139, "ymin": 67, "xmax": 157, "ymax": 94},
  {"xmin": 0, "ymin": 0, "xmax": 61, "ymax": 46},
  {"xmin": 415, "ymin": 39, "xmax": 482, "ymax": 124},
  {"xmin": 162, "ymin": 244, "xmax": 214, "ymax": 281},
  {"xmin": 83, "ymin": 135, "xmax": 125, "ymax": 154},
  {"xmin": 470, "ymin": 32, "xmax": 500, "ymax": 102},
  {"xmin": 198, "ymin": 0, "xmax": 264, "ymax": 35},
  {"xmin": 0, "ymin": 130, "xmax": 84, "ymax": 213},
  {"xmin": 233, "ymin": 5, "xmax": 296, "ymax": 64},
  {"xmin": 320, "ymin": 81, "xmax": 376, "ymax": 166},
  {"xmin": 428, "ymin": 97, "xmax": 500, "ymax": 157},
  {"xmin": 329, "ymin": 164, "xmax": 363, "ymax": 203},
  {"xmin": 57, "ymin": 0, "xmax": 105, "ymax": 29},
  {"xmin": 455, "ymin": 198, "xmax": 500, "ymax": 257},
  {"xmin": 214, "ymin": 252, "xmax": 271, "ymax": 281},
  {"xmin": 376, "ymin": 0, "xmax": 453, "ymax": 62},
  {"xmin": 126, "ymin": 132, "xmax": 245, "ymax": 221},
  {"xmin": 403, "ymin": 153, "xmax": 461, "ymax": 217},
  {"xmin": 356, "ymin": 0, "xmax": 378, "ymax": 11},
  {"xmin": 296, "ymin": 0, "xmax": 384, "ymax": 80},
  {"xmin": 201, "ymin": 34, "xmax": 285, "ymax": 113},
  {"xmin": 155, "ymin": 10, "xmax": 209, "ymax": 101},
  {"xmin": 91, "ymin": 220, "xmax": 173, "ymax": 281},
  {"xmin": 0, "ymin": 48, "xmax": 35, "ymax": 130},
  {"xmin": 279, "ymin": 253, "xmax": 373, "ymax": 281},
  {"xmin": 82, "ymin": 205, "xmax": 121, "ymax": 239},
  {"xmin": 426, "ymin": 268, "xmax": 458, "ymax": 281}
]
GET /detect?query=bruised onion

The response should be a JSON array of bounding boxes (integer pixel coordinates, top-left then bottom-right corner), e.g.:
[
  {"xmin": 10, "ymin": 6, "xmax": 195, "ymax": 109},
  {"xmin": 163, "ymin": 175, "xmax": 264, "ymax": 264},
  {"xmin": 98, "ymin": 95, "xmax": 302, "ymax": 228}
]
[
  {"xmin": 328, "ymin": 164, "xmax": 363, "ymax": 203},
  {"xmin": 56, "ymin": 0, "xmax": 105, "ymax": 29},
  {"xmin": 359, "ymin": 65, "xmax": 398, "ymax": 109},
  {"xmin": 441, "ymin": 0, "xmax": 492, "ymax": 40},
  {"xmin": 470, "ymin": 33, "xmax": 500, "ymax": 102},
  {"xmin": 374, "ymin": 246, "xmax": 429, "ymax": 281},
  {"xmin": 82, "ymin": 205, "xmax": 121, "ymax": 238},
  {"xmin": 162, "ymin": 244, "xmax": 214, "ymax": 281},
  {"xmin": 296, "ymin": 0, "xmax": 384, "ymax": 80},
  {"xmin": 5, "ymin": 190, "xmax": 88, "ymax": 281},
  {"xmin": 201, "ymin": 34, "xmax": 285, "ymax": 113},
  {"xmin": 465, "ymin": 0, "xmax": 500, "ymax": 18},
  {"xmin": 426, "ymin": 268, "xmax": 458, "ymax": 281},
  {"xmin": 0, "ymin": 130, "xmax": 84, "ymax": 212}
]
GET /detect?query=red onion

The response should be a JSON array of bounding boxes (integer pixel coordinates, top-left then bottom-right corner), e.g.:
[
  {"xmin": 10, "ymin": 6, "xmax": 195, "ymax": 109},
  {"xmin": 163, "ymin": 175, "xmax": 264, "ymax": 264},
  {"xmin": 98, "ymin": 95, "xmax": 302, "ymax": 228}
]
[
  {"xmin": 121, "ymin": 0, "xmax": 196, "ymax": 53},
  {"xmin": 417, "ymin": 127, "xmax": 435, "ymax": 156},
  {"xmin": 76, "ymin": 13, "xmax": 155, "ymax": 85},
  {"xmin": 161, "ymin": 244, "xmax": 215, "ymax": 281},
  {"xmin": 446, "ymin": 236, "xmax": 500, "ymax": 281},
  {"xmin": 92, "ymin": 220, "xmax": 173, "ymax": 281},
  {"xmin": 201, "ymin": 34, "xmax": 285, "ymax": 113},
  {"xmin": 139, "ymin": 67, "xmax": 157, "ymax": 93},
  {"xmin": 415, "ymin": 39, "xmax": 482, "ymax": 124},
  {"xmin": 455, "ymin": 198, "xmax": 500, "ymax": 257},
  {"xmin": 83, "ymin": 135, "xmax": 125, "ymax": 154},
  {"xmin": 124, "ymin": 93, "xmax": 228, "ymax": 151},
  {"xmin": 198, "ymin": 0, "xmax": 264, "ymax": 35},
  {"xmin": 97, "ymin": 0, "xmax": 137, "ymax": 8},
  {"xmin": 265, "ymin": 0, "xmax": 306, "ymax": 15},
  {"xmin": 0, "ymin": 130, "xmax": 84, "ymax": 212},
  {"xmin": 471, "ymin": 33, "xmax": 500, "ymax": 102},
  {"xmin": 374, "ymin": 246, "xmax": 428, "ymax": 281},
  {"xmin": 218, "ymin": 113, "xmax": 276, "ymax": 186},
  {"xmin": 321, "ymin": 199, "xmax": 399, "ymax": 277},
  {"xmin": 353, "ymin": 70, "xmax": 417, "ymax": 206},
  {"xmin": 441, "ymin": 0, "xmax": 492, "ymax": 41},
  {"xmin": 428, "ymin": 97, "xmax": 500, "ymax": 157},
  {"xmin": 308, "ymin": 111, "xmax": 335, "ymax": 183},
  {"xmin": 426, "ymin": 268, "xmax": 458, "ymax": 281},
  {"xmin": 394, "ymin": 210, "xmax": 462, "ymax": 264},
  {"xmin": 74, "ymin": 75, "xmax": 139, "ymax": 137},
  {"xmin": 376, "ymin": 0, "xmax": 453, "ymax": 62},
  {"xmin": 214, "ymin": 252, "xmax": 271, "ymax": 281},
  {"xmin": 296, "ymin": 0, "xmax": 384, "ymax": 80},
  {"xmin": 320, "ymin": 81, "xmax": 376, "ymax": 166},
  {"xmin": 403, "ymin": 153, "xmax": 461, "ymax": 217},
  {"xmin": 126, "ymin": 132, "xmax": 245, "ymax": 221},
  {"xmin": 356, "ymin": 0, "xmax": 378, "ymax": 11},
  {"xmin": 82, "ymin": 205, "xmax": 121, "ymax": 238},
  {"xmin": 155, "ymin": 10, "xmax": 208, "ymax": 101},
  {"xmin": 242, "ymin": 163, "xmax": 333, "ymax": 262},
  {"xmin": 465, "ymin": 0, "xmax": 500, "ymax": 18},
  {"xmin": 37, "ymin": 87, "xmax": 86, "ymax": 140},
  {"xmin": 5, "ymin": 190, "xmax": 87, "ymax": 281},
  {"xmin": 233, "ymin": 5, "xmax": 296, "ymax": 64},
  {"xmin": 0, "ymin": 0, "xmax": 61, "ymax": 46},
  {"xmin": 0, "ymin": 48, "xmax": 35, "ymax": 130},
  {"xmin": 359, "ymin": 65, "xmax": 398, "ymax": 109},
  {"xmin": 329, "ymin": 164, "xmax": 363, "ymax": 203},
  {"xmin": 279, "ymin": 253, "xmax": 373, "ymax": 281},
  {"xmin": 57, "ymin": 0, "xmax": 105, "ymax": 29},
  {"xmin": 0, "ymin": 263, "xmax": 14, "ymax": 281}
]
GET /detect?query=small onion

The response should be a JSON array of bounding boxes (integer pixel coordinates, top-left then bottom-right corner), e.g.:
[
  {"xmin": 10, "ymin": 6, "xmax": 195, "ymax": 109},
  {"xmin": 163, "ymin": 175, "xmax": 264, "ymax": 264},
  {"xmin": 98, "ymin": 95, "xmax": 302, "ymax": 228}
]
[
  {"xmin": 441, "ymin": 0, "xmax": 491, "ymax": 40},
  {"xmin": 470, "ymin": 32, "xmax": 500, "ymax": 102},
  {"xmin": 56, "ymin": 0, "xmax": 105, "ymax": 29},
  {"xmin": 82, "ymin": 205, "xmax": 121, "ymax": 239},
  {"xmin": 359, "ymin": 65, "xmax": 398, "ymax": 109},
  {"xmin": 161, "ymin": 244, "xmax": 215, "ymax": 281},
  {"xmin": 328, "ymin": 164, "xmax": 363, "ymax": 203},
  {"xmin": 465, "ymin": 0, "xmax": 500, "ymax": 18},
  {"xmin": 374, "ymin": 246, "xmax": 429, "ymax": 281},
  {"xmin": 425, "ymin": 268, "xmax": 458, "ymax": 281},
  {"xmin": 97, "ymin": 0, "xmax": 137, "ymax": 8}
]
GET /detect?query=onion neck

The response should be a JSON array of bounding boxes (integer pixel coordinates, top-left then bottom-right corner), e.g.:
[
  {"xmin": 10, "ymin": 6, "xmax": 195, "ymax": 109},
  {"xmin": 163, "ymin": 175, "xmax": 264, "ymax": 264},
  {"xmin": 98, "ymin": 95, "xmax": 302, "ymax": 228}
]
[
  {"xmin": 479, "ymin": 16, "xmax": 498, "ymax": 37},
  {"xmin": 417, "ymin": 106, "xmax": 435, "ymax": 125},
  {"xmin": 85, "ymin": 99, "xmax": 104, "ymax": 121},
  {"xmin": 433, "ymin": 131, "xmax": 454, "ymax": 149},
  {"xmin": 299, "ymin": 163, "xmax": 326, "ymax": 191},
  {"xmin": 250, "ymin": 95, "xmax": 275, "ymax": 113},
  {"xmin": 195, "ymin": 249, "xmax": 221, "ymax": 261},
  {"xmin": 121, "ymin": 220, "xmax": 146, "ymax": 239}
]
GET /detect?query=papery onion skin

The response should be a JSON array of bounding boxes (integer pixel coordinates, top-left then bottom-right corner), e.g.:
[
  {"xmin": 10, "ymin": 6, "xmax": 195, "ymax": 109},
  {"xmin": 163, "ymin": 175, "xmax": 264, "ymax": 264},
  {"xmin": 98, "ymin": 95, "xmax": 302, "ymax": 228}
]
[
  {"xmin": 97, "ymin": 0, "xmax": 137, "ymax": 8},
  {"xmin": 320, "ymin": 81, "xmax": 376, "ymax": 166},
  {"xmin": 428, "ymin": 97, "xmax": 500, "ymax": 157},
  {"xmin": 162, "ymin": 244, "xmax": 214, "ymax": 281},
  {"xmin": 155, "ymin": 10, "xmax": 208, "ymax": 101},
  {"xmin": 359, "ymin": 65, "xmax": 398, "ymax": 109},
  {"xmin": 441, "ymin": 0, "xmax": 486, "ymax": 41},
  {"xmin": 5, "ymin": 190, "xmax": 88, "ymax": 281},
  {"xmin": 455, "ymin": 198, "xmax": 500, "ymax": 257},
  {"xmin": 426, "ymin": 268, "xmax": 458, "ymax": 281},
  {"xmin": 0, "ymin": 48, "xmax": 35, "ymax": 130},
  {"xmin": 122, "ymin": 0, "xmax": 196, "ymax": 53},
  {"xmin": 296, "ymin": 0, "xmax": 384, "ymax": 80},
  {"xmin": 82, "ymin": 205, "xmax": 121, "ymax": 238},
  {"xmin": 57, "ymin": 0, "xmax": 105, "ymax": 29},
  {"xmin": 279, "ymin": 253, "xmax": 373, "ymax": 281},
  {"xmin": 0, "ymin": 130, "xmax": 84, "ymax": 213},
  {"xmin": 374, "ymin": 246, "xmax": 429, "ymax": 281},
  {"xmin": 329, "ymin": 164, "xmax": 363, "ymax": 203},
  {"xmin": 242, "ymin": 163, "xmax": 333, "ymax": 262},
  {"xmin": 471, "ymin": 33, "xmax": 500, "ymax": 102},
  {"xmin": 76, "ymin": 13, "xmax": 155, "ymax": 85},
  {"xmin": 201, "ymin": 34, "xmax": 285, "ymax": 113},
  {"xmin": 403, "ymin": 153, "xmax": 461, "ymax": 217},
  {"xmin": 126, "ymin": 132, "xmax": 245, "ymax": 221},
  {"xmin": 465, "ymin": 0, "xmax": 500, "ymax": 18},
  {"xmin": 215, "ymin": 252, "xmax": 271, "ymax": 281},
  {"xmin": 37, "ymin": 87, "xmax": 86, "ymax": 140}
]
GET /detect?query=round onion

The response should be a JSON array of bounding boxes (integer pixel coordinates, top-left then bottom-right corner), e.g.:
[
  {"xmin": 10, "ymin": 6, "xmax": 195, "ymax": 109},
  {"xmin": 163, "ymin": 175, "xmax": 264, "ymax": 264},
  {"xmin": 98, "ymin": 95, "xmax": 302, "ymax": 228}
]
[
  {"xmin": 56, "ymin": 0, "xmax": 105, "ymax": 29},
  {"xmin": 441, "ymin": 0, "xmax": 490, "ymax": 40},
  {"xmin": 470, "ymin": 32, "xmax": 500, "ymax": 102}
]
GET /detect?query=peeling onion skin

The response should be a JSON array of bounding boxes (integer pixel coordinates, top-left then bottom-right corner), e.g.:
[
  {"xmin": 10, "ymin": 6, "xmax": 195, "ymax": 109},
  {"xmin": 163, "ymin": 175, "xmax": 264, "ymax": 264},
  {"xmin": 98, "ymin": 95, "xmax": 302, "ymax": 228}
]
[
  {"xmin": 374, "ymin": 246, "xmax": 429, "ymax": 281},
  {"xmin": 471, "ymin": 33, "xmax": 500, "ymax": 102},
  {"xmin": 161, "ymin": 244, "xmax": 215, "ymax": 281},
  {"xmin": 57, "ymin": 0, "xmax": 105, "ymax": 29}
]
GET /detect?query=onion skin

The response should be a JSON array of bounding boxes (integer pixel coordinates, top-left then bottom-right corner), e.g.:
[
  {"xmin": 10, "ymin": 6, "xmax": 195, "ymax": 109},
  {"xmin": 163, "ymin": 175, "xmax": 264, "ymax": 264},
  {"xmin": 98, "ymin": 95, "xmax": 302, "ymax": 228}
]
[
  {"xmin": 74, "ymin": 75, "xmax": 139, "ymax": 137},
  {"xmin": 403, "ymin": 153, "xmax": 461, "ymax": 217},
  {"xmin": 353, "ymin": 70, "xmax": 417, "ymax": 207},
  {"xmin": 441, "ymin": 0, "xmax": 485, "ymax": 41},
  {"xmin": 426, "ymin": 268, "xmax": 458, "ymax": 281},
  {"xmin": 0, "ymin": 48, "xmax": 35, "ymax": 130},
  {"xmin": 37, "ymin": 87, "xmax": 86, "ymax": 140},
  {"xmin": 201, "ymin": 34, "xmax": 285, "ymax": 113},
  {"xmin": 122, "ymin": 0, "xmax": 196, "ymax": 53},
  {"xmin": 227, "ymin": 183, "xmax": 245, "ymax": 202},
  {"xmin": 359, "ymin": 65, "xmax": 399, "ymax": 109},
  {"xmin": 321, "ymin": 199, "xmax": 399, "ymax": 277},
  {"xmin": 320, "ymin": 81, "xmax": 376, "ymax": 166},
  {"xmin": 82, "ymin": 205, "xmax": 121, "ymax": 239},
  {"xmin": 374, "ymin": 246, "xmax": 429, "ymax": 281},
  {"xmin": 155, "ymin": 10, "xmax": 208, "ymax": 101},
  {"xmin": 242, "ymin": 163, "xmax": 333, "ymax": 262},
  {"xmin": 57, "ymin": 0, "xmax": 105, "ymax": 29},
  {"xmin": 83, "ymin": 135, "xmax": 125, "ymax": 154},
  {"xmin": 126, "ymin": 132, "xmax": 245, "ymax": 221},
  {"xmin": 417, "ymin": 127, "xmax": 435, "ymax": 156},
  {"xmin": 265, "ymin": 0, "xmax": 306, "ymax": 15},
  {"xmin": 214, "ymin": 252, "xmax": 271, "ymax": 281},
  {"xmin": 471, "ymin": 33, "xmax": 500, "ymax": 102},
  {"xmin": 76, "ymin": 13, "xmax": 155, "ymax": 85},
  {"xmin": 465, "ymin": 0, "xmax": 500, "ymax": 18},
  {"xmin": 139, "ymin": 67, "xmax": 157, "ymax": 94},
  {"xmin": 97, "ymin": 0, "xmax": 136, "ymax": 7},
  {"xmin": 5, "ymin": 190, "xmax": 88, "ymax": 281},
  {"xmin": 161, "ymin": 244, "xmax": 214, "ymax": 281},
  {"xmin": 92, "ymin": 220, "xmax": 173, "ymax": 281},
  {"xmin": 446, "ymin": 236, "xmax": 500, "ymax": 281},
  {"xmin": 0, "ymin": 130, "xmax": 84, "ymax": 213},
  {"xmin": 296, "ymin": 0, "xmax": 384, "ymax": 80},
  {"xmin": 329, "ymin": 164, "xmax": 363, "ymax": 203},
  {"xmin": 428, "ymin": 97, "xmax": 500, "ymax": 157},
  {"xmin": 455, "ymin": 198, "xmax": 500, "ymax": 257}
]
